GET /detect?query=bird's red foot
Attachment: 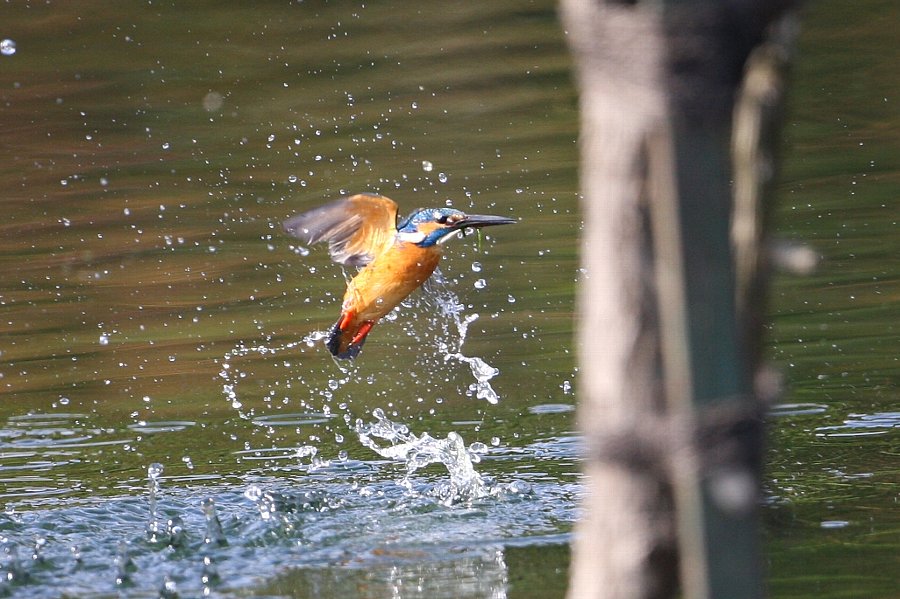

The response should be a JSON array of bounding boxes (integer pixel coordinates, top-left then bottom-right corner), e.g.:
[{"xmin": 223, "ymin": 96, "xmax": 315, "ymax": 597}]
[
  {"xmin": 350, "ymin": 321, "xmax": 374, "ymax": 345},
  {"xmin": 327, "ymin": 311, "xmax": 374, "ymax": 360},
  {"xmin": 338, "ymin": 310, "xmax": 356, "ymax": 331}
]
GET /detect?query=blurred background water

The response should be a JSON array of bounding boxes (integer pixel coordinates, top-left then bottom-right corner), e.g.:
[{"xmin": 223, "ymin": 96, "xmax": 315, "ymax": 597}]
[{"xmin": 0, "ymin": 1, "xmax": 896, "ymax": 597}]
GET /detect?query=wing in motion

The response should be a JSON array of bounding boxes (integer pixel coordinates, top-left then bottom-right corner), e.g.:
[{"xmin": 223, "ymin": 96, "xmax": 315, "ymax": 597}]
[{"xmin": 282, "ymin": 193, "xmax": 399, "ymax": 266}]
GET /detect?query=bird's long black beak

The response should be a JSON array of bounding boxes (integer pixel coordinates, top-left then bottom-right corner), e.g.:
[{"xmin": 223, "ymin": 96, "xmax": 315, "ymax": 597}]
[{"xmin": 452, "ymin": 214, "xmax": 517, "ymax": 230}]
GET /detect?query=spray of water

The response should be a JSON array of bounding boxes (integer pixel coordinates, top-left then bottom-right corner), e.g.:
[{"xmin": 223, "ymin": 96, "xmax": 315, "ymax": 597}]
[
  {"xmin": 218, "ymin": 269, "xmax": 504, "ymax": 500},
  {"xmin": 355, "ymin": 408, "xmax": 489, "ymax": 505},
  {"xmin": 220, "ymin": 262, "xmax": 502, "ymax": 421},
  {"xmin": 421, "ymin": 275, "xmax": 502, "ymax": 404}
]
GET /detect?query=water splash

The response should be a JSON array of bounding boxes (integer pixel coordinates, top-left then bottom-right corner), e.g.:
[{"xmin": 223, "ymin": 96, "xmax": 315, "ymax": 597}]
[
  {"xmin": 114, "ymin": 541, "xmax": 136, "ymax": 587},
  {"xmin": 31, "ymin": 536, "xmax": 47, "ymax": 565},
  {"xmin": 201, "ymin": 498, "xmax": 227, "ymax": 547},
  {"xmin": 220, "ymin": 341, "xmax": 287, "ymax": 416},
  {"xmin": 200, "ymin": 555, "xmax": 221, "ymax": 594},
  {"xmin": 146, "ymin": 463, "xmax": 165, "ymax": 544},
  {"xmin": 446, "ymin": 354, "xmax": 501, "ymax": 404},
  {"xmin": 166, "ymin": 516, "xmax": 187, "ymax": 549},
  {"xmin": 159, "ymin": 574, "xmax": 178, "ymax": 598},
  {"xmin": 355, "ymin": 408, "xmax": 489, "ymax": 505},
  {"xmin": 427, "ymin": 281, "xmax": 502, "ymax": 404},
  {"xmin": 0, "ymin": 444, "xmax": 571, "ymax": 598},
  {"xmin": 1, "ymin": 542, "xmax": 27, "ymax": 591},
  {"xmin": 220, "ymin": 272, "xmax": 502, "ymax": 421},
  {"xmin": 219, "ymin": 335, "xmax": 355, "ymax": 420},
  {"xmin": 245, "ymin": 484, "xmax": 277, "ymax": 523}
]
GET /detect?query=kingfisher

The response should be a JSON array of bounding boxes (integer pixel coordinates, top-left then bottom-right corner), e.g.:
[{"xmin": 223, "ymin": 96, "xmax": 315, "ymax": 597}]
[{"xmin": 283, "ymin": 193, "xmax": 516, "ymax": 359}]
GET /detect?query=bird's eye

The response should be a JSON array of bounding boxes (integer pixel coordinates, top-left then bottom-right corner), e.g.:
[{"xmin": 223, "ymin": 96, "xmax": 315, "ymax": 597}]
[{"xmin": 437, "ymin": 213, "xmax": 463, "ymax": 225}]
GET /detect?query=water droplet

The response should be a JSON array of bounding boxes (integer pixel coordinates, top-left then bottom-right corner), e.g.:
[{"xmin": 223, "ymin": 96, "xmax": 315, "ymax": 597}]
[
  {"xmin": 166, "ymin": 516, "xmax": 186, "ymax": 547},
  {"xmin": 244, "ymin": 485, "xmax": 262, "ymax": 502},
  {"xmin": 421, "ymin": 160, "xmax": 433, "ymax": 172},
  {"xmin": 59, "ymin": 396, "xmax": 70, "ymax": 406},
  {"xmin": 507, "ymin": 294, "xmax": 517, "ymax": 303},
  {"xmin": 161, "ymin": 142, "xmax": 170, "ymax": 150},
  {"xmin": 114, "ymin": 541, "xmax": 135, "ymax": 586},
  {"xmin": 0, "ymin": 39, "xmax": 16, "ymax": 56},
  {"xmin": 201, "ymin": 554, "xmax": 221, "ymax": 586},
  {"xmin": 148, "ymin": 463, "xmax": 164, "ymax": 480},
  {"xmin": 469, "ymin": 441, "xmax": 488, "ymax": 454},
  {"xmin": 438, "ymin": 172, "xmax": 448, "ymax": 183},
  {"xmin": 296, "ymin": 445, "xmax": 318, "ymax": 459},
  {"xmin": 474, "ymin": 278, "xmax": 486, "ymax": 289},
  {"xmin": 99, "ymin": 333, "xmax": 110, "ymax": 345},
  {"xmin": 471, "ymin": 261, "xmax": 482, "ymax": 272},
  {"xmin": 159, "ymin": 575, "xmax": 178, "ymax": 598}
]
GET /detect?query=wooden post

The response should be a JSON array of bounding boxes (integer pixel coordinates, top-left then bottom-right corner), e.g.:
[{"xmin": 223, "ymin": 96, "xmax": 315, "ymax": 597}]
[{"xmin": 561, "ymin": 1, "xmax": 795, "ymax": 597}]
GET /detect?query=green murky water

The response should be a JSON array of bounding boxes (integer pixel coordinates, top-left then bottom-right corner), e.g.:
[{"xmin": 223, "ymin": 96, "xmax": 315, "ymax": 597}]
[
  {"xmin": 0, "ymin": 1, "xmax": 896, "ymax": 597},
  {"xmin": 764, "ymin": 3, "xmax": 899, "ymax": 596}
]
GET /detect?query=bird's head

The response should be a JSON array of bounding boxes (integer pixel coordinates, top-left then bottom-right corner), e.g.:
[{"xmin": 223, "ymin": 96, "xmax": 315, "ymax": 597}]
[{"xmin": 396, "ymin": 208, "xmax": 516, "ymax": 247}]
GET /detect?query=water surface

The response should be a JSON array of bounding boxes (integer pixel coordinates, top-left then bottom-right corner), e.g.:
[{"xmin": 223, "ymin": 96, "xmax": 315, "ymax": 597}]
[{"xmin": 0, "ymin": 1, "xmax": 897, "ymax": 597}]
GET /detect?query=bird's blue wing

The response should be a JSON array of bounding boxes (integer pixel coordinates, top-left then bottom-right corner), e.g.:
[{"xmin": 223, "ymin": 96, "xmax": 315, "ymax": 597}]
[{"xmin": 283, "ymin": 193, "xmax": 399, "ymax": 266}]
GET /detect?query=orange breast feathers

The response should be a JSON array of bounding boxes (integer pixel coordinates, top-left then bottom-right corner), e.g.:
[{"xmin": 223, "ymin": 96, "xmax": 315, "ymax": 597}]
[{"xmin": 341, "ymin": 242, "xmax": 442, "ymax": 322}]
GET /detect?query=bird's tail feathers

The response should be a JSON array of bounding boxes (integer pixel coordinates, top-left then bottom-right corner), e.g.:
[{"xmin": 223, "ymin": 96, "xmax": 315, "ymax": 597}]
[{"xmin": 326, "ymin": 313, "xmax": 374, "ymax": 360}]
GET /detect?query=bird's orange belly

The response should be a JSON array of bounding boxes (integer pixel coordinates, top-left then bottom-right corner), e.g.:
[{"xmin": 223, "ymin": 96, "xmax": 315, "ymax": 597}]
[{"xmin": 342, "ymin": 245, "xmax": 441, "ymax": 321}]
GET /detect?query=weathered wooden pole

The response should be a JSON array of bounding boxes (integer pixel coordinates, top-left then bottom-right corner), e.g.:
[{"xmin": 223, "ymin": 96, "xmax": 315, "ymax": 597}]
[{"xmin": 561, "ymin": 1, "xmax": 794, "ymax": 597}]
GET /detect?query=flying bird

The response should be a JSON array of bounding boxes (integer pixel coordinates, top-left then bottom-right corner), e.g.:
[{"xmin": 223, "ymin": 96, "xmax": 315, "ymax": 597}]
[{"xmin": 283, "ymin": 193, "xmax": 515, "ymax": 359}]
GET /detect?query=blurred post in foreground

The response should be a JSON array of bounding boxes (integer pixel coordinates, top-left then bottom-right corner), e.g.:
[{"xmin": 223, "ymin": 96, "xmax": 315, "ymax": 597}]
[{"xmin": 560, "ymin": 1, "xmax": 795, "ymax": 597}]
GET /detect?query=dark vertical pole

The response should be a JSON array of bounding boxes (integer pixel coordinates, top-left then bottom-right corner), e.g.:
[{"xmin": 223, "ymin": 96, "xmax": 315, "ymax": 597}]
[{"xmin": 561, "ymin": 1, "xmax": 794, "ymax": 597}]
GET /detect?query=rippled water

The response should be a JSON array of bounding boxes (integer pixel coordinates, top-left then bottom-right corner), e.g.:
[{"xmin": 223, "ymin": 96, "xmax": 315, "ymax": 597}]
[
  {"xmin": 2, "ymin": 449, "xmax": 576, "ymax": 598},
  {"xmin": 1, "ymin": 0, "xmax": 898, "ymax": 597},
  {"xmin": 1, "ymin": 399, "xmax": 578, "ymax": 598}
]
